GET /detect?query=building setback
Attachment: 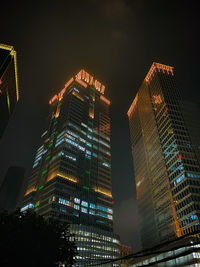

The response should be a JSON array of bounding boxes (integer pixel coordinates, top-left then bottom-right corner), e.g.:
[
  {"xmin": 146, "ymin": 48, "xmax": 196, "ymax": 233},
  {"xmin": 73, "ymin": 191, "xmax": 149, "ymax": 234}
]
[
  {"xmin": 22, "ymin": 69, "xmax": 120, "ymax": 266},
  {"xmin": 0, "ymin": 44, "xmax": 19, "ymax": 139},
  {"xmin": 128, "ymin": 62, "xmax": 200, "ymax": 249}
]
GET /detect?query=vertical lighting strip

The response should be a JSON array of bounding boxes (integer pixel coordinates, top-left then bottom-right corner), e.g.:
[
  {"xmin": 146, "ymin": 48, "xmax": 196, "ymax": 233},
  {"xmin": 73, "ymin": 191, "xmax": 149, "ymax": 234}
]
[
  {"xmin": 6, "ymin": 90, "xmax": 10, "ymax": 114},
  {"xmin": 11, "ymin": 49, "xmax": 19, "ymax": 101}
]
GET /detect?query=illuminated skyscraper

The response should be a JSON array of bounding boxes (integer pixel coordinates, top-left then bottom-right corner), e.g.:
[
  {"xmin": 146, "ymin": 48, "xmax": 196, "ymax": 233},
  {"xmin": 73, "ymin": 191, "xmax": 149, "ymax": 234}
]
[
  {"xmin": 128, "ymin": 63, "xmax": 200, "ymax": 249},
  {"xmin": 0, "ymin": 44, "xmax": 19, "ymax": 139},
  {"xmin": 22, "ymin": 70, "xmax": 120, "ymax": 266}
]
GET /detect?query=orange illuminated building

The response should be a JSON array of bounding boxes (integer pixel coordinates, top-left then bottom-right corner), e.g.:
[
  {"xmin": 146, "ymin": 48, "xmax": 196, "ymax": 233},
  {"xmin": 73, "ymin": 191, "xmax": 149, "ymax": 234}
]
[
  {"xmin": 22, "ymin": 69, "xmax": 120, "ymax": 266},
  {"xmin": 128, "ymin": 62, "xmax": 200, "ymax": 249}
]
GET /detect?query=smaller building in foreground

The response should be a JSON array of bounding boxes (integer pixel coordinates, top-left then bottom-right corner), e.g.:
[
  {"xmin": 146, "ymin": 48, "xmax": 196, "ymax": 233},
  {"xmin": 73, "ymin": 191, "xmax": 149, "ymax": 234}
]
[
  {"xmin": 70, "ymin": 224, "xmax": 120, "ymax": 267},
  {"xmin": 130, "ymin": 234, "xmax": 200, "ymax": 267},
  {"xmin": 120, "ymin": 244, "xmax": 133, "ymax": 267}
]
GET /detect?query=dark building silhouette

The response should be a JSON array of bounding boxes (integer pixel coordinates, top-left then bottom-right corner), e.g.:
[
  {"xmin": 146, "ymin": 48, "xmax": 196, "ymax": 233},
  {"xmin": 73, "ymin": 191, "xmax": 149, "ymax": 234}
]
[
  {"xmin": 0, "ymin": 166, "xmax": 25, "ymax": 212},
  {"xmin": 0, "ymin": 44, "xmax": 19, "ymax": 139},
  {"xmin": 128, "ymin": 62, "xmax": 200, "ymax": 249},
  {"xmin": 22, "ymin": 69, "xmax": 120, "ymax": 266}
]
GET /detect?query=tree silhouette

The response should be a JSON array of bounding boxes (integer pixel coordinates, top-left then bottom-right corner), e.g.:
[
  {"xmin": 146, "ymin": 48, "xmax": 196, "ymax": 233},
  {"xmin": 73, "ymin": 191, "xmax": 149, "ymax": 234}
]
[{"xmin": 0, "ymin": 209, "xmax": 77, "ymax": 267}]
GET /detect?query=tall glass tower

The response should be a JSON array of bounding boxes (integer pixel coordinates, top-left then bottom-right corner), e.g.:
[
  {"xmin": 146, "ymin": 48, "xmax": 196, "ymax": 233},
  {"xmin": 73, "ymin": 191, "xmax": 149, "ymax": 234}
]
[
  {"xmin": 128, "ymin": 63, "xmax": 200, "ymax": 249},
  {"xmin": 0, "ymin": 44, "xmax": 19, "ymax": 139},
  {"xmin": 22, "ymin": 69, "xmax": 120, "ymax": 266}
]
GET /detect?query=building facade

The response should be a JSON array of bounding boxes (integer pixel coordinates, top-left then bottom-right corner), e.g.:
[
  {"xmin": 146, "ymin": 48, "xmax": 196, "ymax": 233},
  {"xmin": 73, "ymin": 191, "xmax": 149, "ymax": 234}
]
[
  {"xmin": 0, "ymin": 44, "xmax": 19, "ymax": 139},
  {"xmin": 130, "ymin": 235, "xmax": 200, "ymax": 267},
  {"xmin": 128, "ymin": 63, "xmax": 200, "ymax": 249},
  {"xmin": 120, "ymin": 244, "xmax": 133, "ymax": 267},
  {"xmin": 22, "ymin": 69, "xmax": 120, "ymax": 266}
]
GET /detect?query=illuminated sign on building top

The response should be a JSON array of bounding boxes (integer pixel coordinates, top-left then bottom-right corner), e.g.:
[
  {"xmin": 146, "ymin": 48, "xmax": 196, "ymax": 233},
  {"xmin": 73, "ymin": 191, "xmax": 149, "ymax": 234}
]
[
  {"xmin": 49, "ymin": 69, "xmax": 106, "ymax": 105},
  {"xmin": 76, "ymin": 69, "xmax": 105, "ymax": 94},
  {"xmin": 145, "ymin": 62, "xmax": 174, "ymax": 83}
]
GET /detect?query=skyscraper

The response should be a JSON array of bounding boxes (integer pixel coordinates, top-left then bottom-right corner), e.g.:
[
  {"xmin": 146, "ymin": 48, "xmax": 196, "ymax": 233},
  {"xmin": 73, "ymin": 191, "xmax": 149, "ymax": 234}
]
[
  {"xmin": 0, "ymin": 44, "xmax": 19, "ymax": 139},
  {"xmin": 128, "ymin": 63, "xmax": 200, "ymax": 249},
  {"xmin": 22, "ymin": 69, "xmax": 120, "ymax": 266}
]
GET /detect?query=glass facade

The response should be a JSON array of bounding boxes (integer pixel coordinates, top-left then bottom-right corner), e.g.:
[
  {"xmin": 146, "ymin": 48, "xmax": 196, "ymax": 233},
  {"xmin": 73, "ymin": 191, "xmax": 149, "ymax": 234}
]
[
  {"xmin": 70, "ymin": 224, "xmax": 120, "ymax": 267},
  {"xmin": 22, "ymin": 69, "xmax": 120, "ymax": 266},
  {"xmin": 128, "ymin": 63, "xmax": 200, "ymax": 249},
  {"xmin": 131, "ymin": 236, "xmax": 200, "ymax": 267}
]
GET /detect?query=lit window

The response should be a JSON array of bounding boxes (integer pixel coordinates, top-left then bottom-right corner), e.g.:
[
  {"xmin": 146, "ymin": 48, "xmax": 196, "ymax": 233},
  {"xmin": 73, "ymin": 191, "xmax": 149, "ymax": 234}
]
[
  {"xmin": 74, "ymin": 198, "xmax": 80, "ymax": 204},
  {"xmin": 107, "ymin": 208, "xmax": 113, "ymax": 214},
  {"xmin": 108, "ymin": 215, "xmax": 113, "ymax": 220},
  {"xmin": 66, "ymin": 138, "xmax": 78, "ymax": 147},
  {"xmin": 81, "ymin": 130, "xmax": 86, "ymax": 135},
  {"xmin": 93, "ymin": 145, "xmax": 98, "ymax": 150},
  {"xmin": 55, "ymin": 138, "xmax": 65, "ymax": 147},
  {"xmin": 81, "ymin": 207, "xmax": 88, "ymax": 213},
  {"xmin": 63, "ymin": 153, "xmax": 76, "ymax": 161},
  {"xmin": 33, "ymin": 162, "xmax": 39, "ymax": 168},
  {"xmin": 86, "ymin": 150, "xmax": 91, "ymax": 155},
  {"xmin": 57, "ymin": 131, "xmax": 65, "ymax": 139},
  {"xmin": 80, "ymin": 137, "xmax": 86, "ymax": 143},
  {"xmin": 81, "ymin": 123, "xmax": 87, "ymax": 128},
  {"xmin": 89, "ymin": 210, "xmax": 95, "ymax": 215},
  {"xmin": 67, "ymin": 122, "xmax": 79, "ymax": 131},
  {"xmin": 73, "ymin": 87, "xmax": 79, "ymax": 93},
  {"xmin": 66, "ymin": 134, "xmax": 76, "ymax": 141},
  {"xmin": 21, "ymin": 203, "xmax": 34, "ymax": 212},
  {"xmin": 96, "ymin": 212, "xmax": 107, "ymax": 218},
  {"xmin": 173, "ymin": 173, "xmax": 185, "ymax": 186},
  {"xmin": 102, "ymin": 162, "xmax": 111, "ymax": 168},
  {"xmin": 81, "ymin": 201, "xmax": 88, "ymax": 207},
  {"xmin": 74, "ymin": 204, "xmax": 80, "ymax": 210},
  {"xmin": 90, "ymin": 203, "xmax": 95, "ymax": 209},
  {"xmin": 58, "ymin": 198, "xmax": 70, "ymax": 206},
  {"xmin": 191, "ymin": 214, "xmax": 198, "ymax": 220},
  {"xmin": 99, "ymin": 140, "xmax": 110, "ymax": 148},
  {"xmin": 96, "ymin": 205, "xmax": 107, "ymax": 212},
  {"xmin": 67, "ymin": 130, "xmax": 79, "ymax": 138},
  {"xmin": 187, "ymin": 173, "xmax": 200, "ymax": 178},
  {"xmin": 86, "ymin": 142, "xmax": 92, "ymax": 147},
  {"xmin": 78, "ymin": 145, "xmax": 85, "ymax": 151}
]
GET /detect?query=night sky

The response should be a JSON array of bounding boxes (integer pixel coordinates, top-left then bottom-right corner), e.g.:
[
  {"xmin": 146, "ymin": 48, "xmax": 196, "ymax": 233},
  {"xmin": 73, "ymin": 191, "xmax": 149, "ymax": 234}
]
[{"xmin": 0, "ymin": 0, "xmax": 199, "ymax": 252}]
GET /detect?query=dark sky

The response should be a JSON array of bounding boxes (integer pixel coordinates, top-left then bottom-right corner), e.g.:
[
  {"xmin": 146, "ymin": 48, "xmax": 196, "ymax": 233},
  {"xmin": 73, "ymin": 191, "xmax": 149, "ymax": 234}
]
[{"xmin": 0, "ymin": 0, "xmax": 199, "ymax": 252}]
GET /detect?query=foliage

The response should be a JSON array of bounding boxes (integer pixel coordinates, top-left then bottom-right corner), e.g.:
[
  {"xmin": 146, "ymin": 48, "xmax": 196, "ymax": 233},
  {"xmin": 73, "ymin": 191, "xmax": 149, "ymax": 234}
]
[{"xmin": 0, "ymin": 209, "xmax": 77, "ymax": 267}]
